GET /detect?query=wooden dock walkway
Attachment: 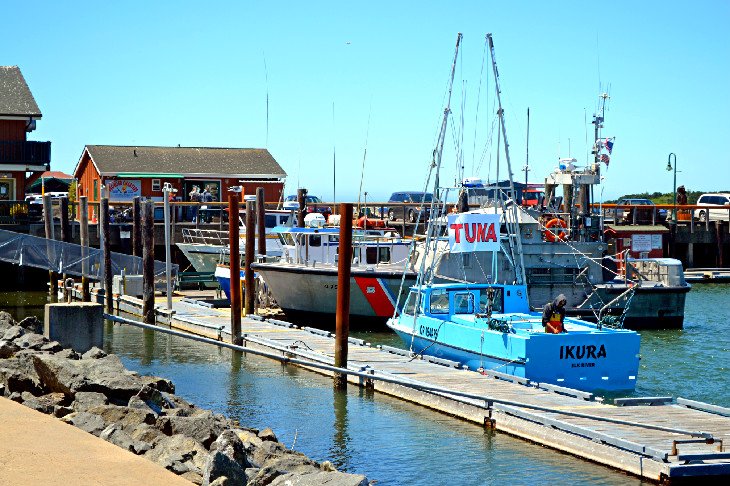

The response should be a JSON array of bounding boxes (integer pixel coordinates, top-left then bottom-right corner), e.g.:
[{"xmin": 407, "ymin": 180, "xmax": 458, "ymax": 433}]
[{"xmin": 89, "ymin": 289, "xmax": 730, "ymax": 483}]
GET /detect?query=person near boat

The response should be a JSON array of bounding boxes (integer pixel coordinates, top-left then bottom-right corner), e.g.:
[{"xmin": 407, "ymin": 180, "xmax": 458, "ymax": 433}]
[{"xmin": 542, "ymin": 294, "xmax": 568, "ymax": 334}]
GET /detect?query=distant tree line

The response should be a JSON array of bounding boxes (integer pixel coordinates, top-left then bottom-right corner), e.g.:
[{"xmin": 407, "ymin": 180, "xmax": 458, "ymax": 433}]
[{"xmin": 606, "ymin": 190, "xmax": 712, "ymax": 205}]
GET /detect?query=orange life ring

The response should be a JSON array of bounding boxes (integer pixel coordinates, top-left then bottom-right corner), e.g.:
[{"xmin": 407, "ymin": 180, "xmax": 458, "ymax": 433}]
[
  {"xmin": 544, "ymin": 218, "xmax": 567, "ymax": 242},
  {"xmin": 356, "ymin": 216, "xmax": 387, "ymax": 229}
]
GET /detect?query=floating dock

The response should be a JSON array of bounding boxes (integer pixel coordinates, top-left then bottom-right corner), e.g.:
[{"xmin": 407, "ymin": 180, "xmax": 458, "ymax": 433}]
[
  {"xmin": 81, "ymin": 288, "xmax": 730, "ymax": 483},
  {"xmin": 684, "ymin": 268, "xmax": 730, "ymax": 283}
]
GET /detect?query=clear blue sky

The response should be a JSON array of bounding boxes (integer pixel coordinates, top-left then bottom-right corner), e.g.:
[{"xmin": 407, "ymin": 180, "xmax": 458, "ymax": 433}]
[{"xmin": 3, "ymin": 1, "xmax": 729, "ymax": 202}]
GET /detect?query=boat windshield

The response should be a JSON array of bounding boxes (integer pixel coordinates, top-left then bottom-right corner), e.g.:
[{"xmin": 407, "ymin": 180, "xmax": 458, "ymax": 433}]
[{"xmin": 478, "ymin": 288, "xmax": 504, "ymax": 313}]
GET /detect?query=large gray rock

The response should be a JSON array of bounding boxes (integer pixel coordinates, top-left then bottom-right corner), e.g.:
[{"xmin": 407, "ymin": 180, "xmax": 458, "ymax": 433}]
[
  {"xmin": 17, "ymin": 316, "xmax": 43, "ymax": 334},
  {"xmin": 62, "ymin": 411, "xmax": 108, "ymax": 436},
  {"xmin": 14, "ymin": 332, "xmax": 47, "ymax": 351},
  {"xmin": 202, "ymin": 430, "xmax": 250, "ymax": 486},
  {"xmin": 3, "ymin": 325, "xmax": 24, "ymax": 342},
  {"xmin": 144, "ymin": 434, "xmax": 209, "ymax": 478},
  {"xmin": 157, "ymin": 410, "xmax": 231, "ymax": 448},
  {"xmin": 21, "ymin": 391, "xmax": 67, "ymax": 414},
  {"xmin": 81, "ymin": 346, "xmax": 107, "ymax": 359},
  {"xmin": 0, "ymin": 339, "xmax": 19, "ymax": 358},
  {"xmin": 0, "ymin": 311, "xmax": 16, "ymax": 334},
  {"xmin": 73, "ymin": 391, "xmax": 108, "ymax": 411},
  {"xmin": 248, "ymin": 454, "xmax": 320, "ymax": 486},
  {"xmin": 86, "ymin": 404, "xmax": 156, "ymax": 431},
  {"xmin": 100, "ymin": 423, "xmax": 151, "ymax": 454},
  {"xmin": 269, "ymin": 471, "xmax": 369, "ymax": 486},
  {"xmin": 0, "ymin": 354, "xmax": 43, "ymax": 395},
  {"xmin": 40, "ymin": 341, "xmax": 64, "ymax": 353},
  {"xmin": 131, "ymin": 384, "xmax": 174, "ymax": 415},
  {"xmin": 32, "ymin": 353, "xmax": 173, "ymax": 399},
  {"xmin": 130, "ymin": 423, "xmax": 166, "ymax": 447},
  {"xmin": 258, "ymin": 427, "xmax": 278, "ymax": 442}
]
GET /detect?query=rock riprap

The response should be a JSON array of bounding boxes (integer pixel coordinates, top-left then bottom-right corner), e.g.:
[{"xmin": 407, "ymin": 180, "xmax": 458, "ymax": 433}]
[{"xmin": 0, "ymin": 311, "xmax": 369, "ymax": 485}]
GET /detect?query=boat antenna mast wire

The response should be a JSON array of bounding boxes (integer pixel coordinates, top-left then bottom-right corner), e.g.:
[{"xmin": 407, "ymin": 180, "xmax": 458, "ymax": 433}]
[{"xmin": 487, "ymin": 33, "xmax": 526, "ymax": 286}]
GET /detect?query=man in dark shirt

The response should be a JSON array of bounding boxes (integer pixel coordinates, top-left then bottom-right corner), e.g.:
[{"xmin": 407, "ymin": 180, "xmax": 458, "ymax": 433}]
[{"xmin": 542, "ymin": 294, "xmax": 568, "ymax": 333}]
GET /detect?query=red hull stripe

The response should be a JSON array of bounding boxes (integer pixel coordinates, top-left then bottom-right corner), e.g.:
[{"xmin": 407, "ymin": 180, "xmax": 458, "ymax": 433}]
[{"xmin": 354, "ymin": 276, "xmax": 396, "ymax": 317}]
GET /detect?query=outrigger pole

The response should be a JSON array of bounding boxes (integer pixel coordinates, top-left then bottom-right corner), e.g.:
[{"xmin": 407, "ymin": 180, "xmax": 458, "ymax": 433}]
[{"xmin": 487, "ymin": 33, "xmax": 526, "ymax": 286}]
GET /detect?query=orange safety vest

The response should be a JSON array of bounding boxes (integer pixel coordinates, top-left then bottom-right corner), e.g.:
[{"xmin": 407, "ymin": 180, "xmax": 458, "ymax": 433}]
[{"xmin": 546, "ymin": 313, "xmax": 564, "ymax": 334}]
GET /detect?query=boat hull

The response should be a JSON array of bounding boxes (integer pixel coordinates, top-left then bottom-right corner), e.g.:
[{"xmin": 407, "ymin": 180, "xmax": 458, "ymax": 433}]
[
  {"xmin": 389, "ymin": 314, "xmax": 640, "ymax": 392},
  {"xmin": 252, "ymin": 263, "xmax": 417, "ymax": 329}
]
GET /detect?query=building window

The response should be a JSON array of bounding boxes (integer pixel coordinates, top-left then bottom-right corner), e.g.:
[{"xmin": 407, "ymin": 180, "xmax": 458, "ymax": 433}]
[
  {"xmin": 93, "ymin": 180, "xmax": 98, "ymax": 200},
  {"xmin": 152, "ymin": 179, "xmax": 161, "ymax": 191}
]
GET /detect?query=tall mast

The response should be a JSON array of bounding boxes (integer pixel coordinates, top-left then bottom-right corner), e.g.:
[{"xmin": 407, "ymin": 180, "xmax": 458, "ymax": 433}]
[
  {"xmin": 416, "ymin": 32, "xmax": 462, "ymax": 288},
  {"xmin": 487, "ymin": 33, "xmax": 526, "ymax": 285},
  {"xmin": 524, "ymin": 107, "xmax": 530, "ymax": 186}
]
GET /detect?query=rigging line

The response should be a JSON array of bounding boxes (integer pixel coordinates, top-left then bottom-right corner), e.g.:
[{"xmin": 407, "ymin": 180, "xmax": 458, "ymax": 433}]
[
  {"xmin": 263, "ymin": 51, "xmax": 269, "ymax": 148},
  {"xmin": 356, "ymin": 100, "xmax": 373, "ymax": 213},
  {"xmin": 471, "ymin": 36, "xmax": 489, "ymax": 176},
  {"xmin": 332, "ymin": 102, "xmax": 336, "ymax": 205}
]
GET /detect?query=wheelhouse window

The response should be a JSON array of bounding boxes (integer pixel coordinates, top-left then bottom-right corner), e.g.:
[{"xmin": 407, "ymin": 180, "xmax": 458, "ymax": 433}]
[
  {"xmin": 478, "ymin": 288, "xmax": 504, "ymax": 313},
  {"xmin": 365, "ymin": 246, "xmax": 391, "ymax": 264},
  {"xmin": 403, "ymin": 290, "xmax": 418, "ymax": 315},
  {"xmin": 264, "ymin": 214, "xmax": 278, "ymax": 228},
  {"xmin": 429, "ymin": 289, "xmax": 449, "ymax": 314},
  {"xmin": 453, "ymin": 292, "xmax": 474, "ymax": 314},
  {"xmin": 309, "ymin": 234, "xmax": 321, "ymax": 247}
]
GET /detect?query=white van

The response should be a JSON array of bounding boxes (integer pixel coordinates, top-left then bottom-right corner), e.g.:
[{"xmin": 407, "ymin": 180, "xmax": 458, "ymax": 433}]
[{"xmin": 694, "ymin": 193, "xmax": 730, "ymax": 222}]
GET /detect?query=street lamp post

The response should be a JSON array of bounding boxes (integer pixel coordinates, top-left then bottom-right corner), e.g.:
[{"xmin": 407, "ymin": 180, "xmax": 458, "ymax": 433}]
[{"xmin": 666, "ymin": 153, "xmax": 677, "ymax": 224}]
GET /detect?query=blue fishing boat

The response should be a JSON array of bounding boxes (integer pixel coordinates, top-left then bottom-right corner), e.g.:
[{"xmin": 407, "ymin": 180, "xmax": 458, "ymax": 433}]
[
  {"xmin": 387, "ymin": 282, "xmax": 640, "ymax": 391},
  {"xmin": 387, "ymin": 33, "xmax": 640, "ymax": 393}
]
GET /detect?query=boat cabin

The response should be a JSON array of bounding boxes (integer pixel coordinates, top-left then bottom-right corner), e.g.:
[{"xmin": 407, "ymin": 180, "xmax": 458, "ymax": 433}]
[{"xmin": 402, "ymin": 283, "xmax": 531, "ymax": 319}]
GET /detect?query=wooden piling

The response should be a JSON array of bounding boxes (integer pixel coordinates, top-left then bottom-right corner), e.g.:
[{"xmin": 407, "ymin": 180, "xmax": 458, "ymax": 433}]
[
  {"xmin": 142, "ymin": 200, "xmax": 155, "ymax": 324},
  {"xmin": 334, "ymin": 203, "xmax": 353, "ymax": 389},
  {"xmin": 256, "ymin": 187, "xmax": 266, "ymax": 258},
  {"xmin": 100, "ymin": 198, "xmax": 113, "ymax": 313},
  {"xmin": 244, "ymin": 200, "xmax": 256, "ymax": 317},
  {"xmin": 132, "ymin": 196, "xmax": 142, "ymax": 258},
  {"xmin": 79, "ymin": 196, "xmax": 90, "ymax": 301},
  {"xmin": 60, "ymin": 196, "xmax": 71, "ymax": 291},
  {"xmin": 43, "ymin": 194, "xmax": 58, "ymax": 296},
  {"xmin": 297, "ymin": 188, "xmax": 306, "ymax": 227},
  {"xmin": 228, "ymin": 191, "xmax": 242, "ymax": 343}
]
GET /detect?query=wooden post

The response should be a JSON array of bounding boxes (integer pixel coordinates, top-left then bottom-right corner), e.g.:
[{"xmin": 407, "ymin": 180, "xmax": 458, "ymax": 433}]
[
  {"xmin": 100, "ymin": 198, "xmax": 113, "ymax": 313},
  {"xmin": 142, "ymin": 200, "xmax": 155, "ymax": 324},
  {"xmin": 334, "ymin": 203, "xmax": 353, "ymax": 389},
  {"xmin": 297, "ymin": 188, "xmax": 306, "ymax": 227},
  {"xmin": 228, "ymin": 191, "xmax": 242, "ymax": 343},
  {"xmin": 132, "ymin": 196, "xmax": 142, "ymax": 258},
  {"xmin": 256, "ymin": 187, "xmax": 266, "ymax": 258},
  {"xmin": 79, "ymin": 196, "xmax": 90, "ymax": 301},
  {"xmin": 244, "ymin": 200, "xmax": 256, "ymax": 316},
  {"xmin": 60, "ymin": 196, "xmax": 71, "ymax": 293},
  {"xmin": 43, "ymin": 194, "xmax": 58, "ymax": 296}
]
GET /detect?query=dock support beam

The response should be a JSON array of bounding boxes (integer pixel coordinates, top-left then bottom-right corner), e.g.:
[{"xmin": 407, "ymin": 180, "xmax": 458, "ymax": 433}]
[
  {"xmin": 132, "ymin": 196, "xmax": 142, "ymax": 258},
  {"xmin": 101, "ymin": 197, "xmax": 112, "ymax": 313},
  {"xmin": 297, "ymin": 188, "xmax": 306, "ymax": 228},
  {"xmin": 334, "ymin": 203, "xmax": 353, "ymax": 389},
  {"xmin": 256, "ymin": 187, "xmax": 266, "ymax": 258},
  {"xmin": 79, "ymin": 196, "xmax": 90, "ymax": 302},
  {"xmin": 244, "ymin": 200, "xmax": 256, "ymax": 317},
  {"xmin": 142, "ymin": 200, "xmax": 155, "ymax": 323},
  {"xmin": 43, "ymin": 194, "xmax": 58, "ymax": 297},
  {"xmin": 228, "ymin": 190, "xmax": 242, "ymax": 344}
]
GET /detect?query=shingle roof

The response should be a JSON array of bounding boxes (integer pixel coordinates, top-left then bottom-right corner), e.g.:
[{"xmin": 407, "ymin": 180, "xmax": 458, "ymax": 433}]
[
  {"xmin": 0, "ymin": 66, "xmax": 42, "ymax": 117},
  {"xmin": 85, "ymin": 145, "xmax": 286, "ymax": 177}
]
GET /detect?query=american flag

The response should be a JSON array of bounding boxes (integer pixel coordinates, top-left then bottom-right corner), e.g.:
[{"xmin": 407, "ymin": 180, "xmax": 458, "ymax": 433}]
[
  {"xmin": 604, "ymin": 138, "xmax": 614, "ymax": 154},
  {"xmin": 600, "ymin": 154, "xmax": 611, "ymax": 166}
]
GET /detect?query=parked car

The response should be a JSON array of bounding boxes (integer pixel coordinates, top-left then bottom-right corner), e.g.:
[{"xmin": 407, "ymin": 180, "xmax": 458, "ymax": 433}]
[
  {"xmin": 694, "ymin": 193, "xmax": 730, "ymax": 222},
  {"xmin": 384, "ymin": 191, "xmax": 433, "ymax": 223},
  {"xmin": 283, "ymin": 195, "xmax": 332, "ymax": 218},
  {"xmin": 616, "ymin": 198, "xmax": 667, "ymax": 224}
]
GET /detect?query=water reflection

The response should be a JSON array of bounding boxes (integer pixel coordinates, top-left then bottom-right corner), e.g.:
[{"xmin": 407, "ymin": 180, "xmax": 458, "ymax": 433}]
[{"xmin": 330, "ymin": 385, "xmax": 351, "ymax": 470}]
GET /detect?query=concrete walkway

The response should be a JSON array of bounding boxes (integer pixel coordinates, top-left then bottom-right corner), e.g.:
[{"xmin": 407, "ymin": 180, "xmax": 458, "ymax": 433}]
[{"xmin": 0, "ymin": 397, "xmax": 192, "ymax": 485}]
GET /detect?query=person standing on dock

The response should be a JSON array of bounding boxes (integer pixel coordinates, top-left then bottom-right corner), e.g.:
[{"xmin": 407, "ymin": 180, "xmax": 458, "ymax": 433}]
[
  {"xmin": 189, "ymin": 185, "xmax": 200, "ymax": 222},
  {"xmin": 542, "ymin": 294, "xmax": 568, "ymax": 333}
]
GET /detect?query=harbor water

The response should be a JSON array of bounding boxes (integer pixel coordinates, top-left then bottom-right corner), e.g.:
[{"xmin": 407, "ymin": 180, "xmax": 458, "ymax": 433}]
[{"xmin": 2, "ymin": 285, "xmax": 728, "ymax": 484}]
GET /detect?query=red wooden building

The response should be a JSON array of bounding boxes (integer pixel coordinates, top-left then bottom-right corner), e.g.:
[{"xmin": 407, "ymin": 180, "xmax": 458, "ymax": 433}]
[
  {"xmin": 0, "ymin": 66, "xmax": 50, "ymax": 200},
  {"xmin": 72, "ymin": 145, "xmax": 286, "ymax": 218}
]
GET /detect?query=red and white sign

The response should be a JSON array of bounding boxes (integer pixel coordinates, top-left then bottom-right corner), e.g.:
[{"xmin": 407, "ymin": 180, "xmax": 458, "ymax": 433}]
[
  {"xmin": 106, "ymin": 179, "xmax": 141, "ymax": 202},
  {"xmin": 447, "ymin": 213, "xmax": 500, "ymax": 253}
]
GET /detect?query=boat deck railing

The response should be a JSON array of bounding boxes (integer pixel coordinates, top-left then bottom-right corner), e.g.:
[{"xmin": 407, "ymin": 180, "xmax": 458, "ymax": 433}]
[{"xmin": 181, "ymin": 228, "xmax": 231, "ymax": 245}]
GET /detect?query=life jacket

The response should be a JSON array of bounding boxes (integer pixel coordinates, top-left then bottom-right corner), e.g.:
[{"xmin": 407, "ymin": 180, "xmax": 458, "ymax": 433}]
[{"xmin": 546, "ymin": 312, "xmax": 564, "ymax": 334}]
